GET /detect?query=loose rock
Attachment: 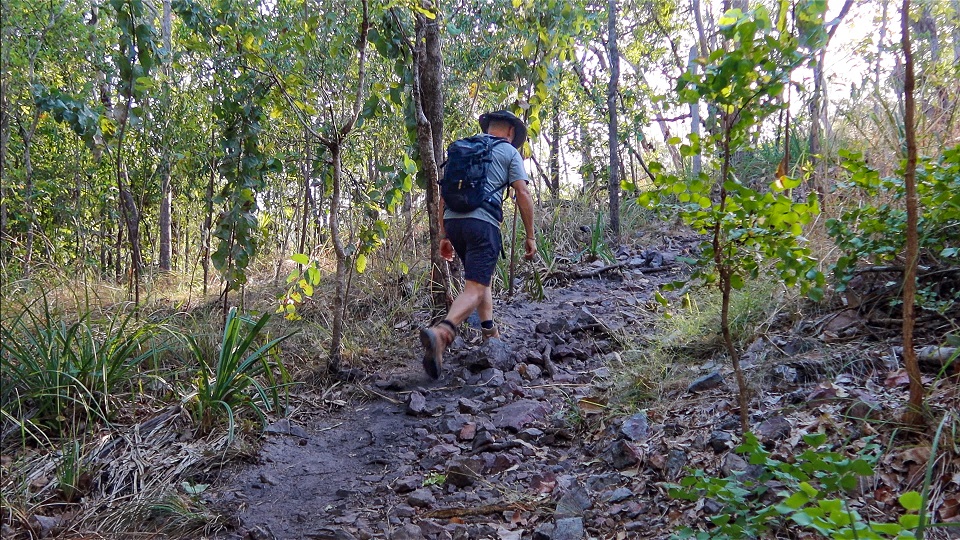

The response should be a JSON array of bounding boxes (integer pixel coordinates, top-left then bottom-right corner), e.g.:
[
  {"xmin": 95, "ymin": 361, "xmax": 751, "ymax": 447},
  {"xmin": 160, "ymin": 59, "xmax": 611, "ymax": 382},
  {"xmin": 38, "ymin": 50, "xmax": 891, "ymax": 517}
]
[{"xmin": 688, "ymin": 372, "xmax": 723, "ymax": 393}]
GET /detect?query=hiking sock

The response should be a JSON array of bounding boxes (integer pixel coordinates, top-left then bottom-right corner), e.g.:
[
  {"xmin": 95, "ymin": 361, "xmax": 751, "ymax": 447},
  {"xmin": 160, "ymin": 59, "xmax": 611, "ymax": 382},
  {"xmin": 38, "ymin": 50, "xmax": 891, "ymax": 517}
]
[{"xmin": 438, "ymin": 319, "xmax": 458, "ymax": 336}]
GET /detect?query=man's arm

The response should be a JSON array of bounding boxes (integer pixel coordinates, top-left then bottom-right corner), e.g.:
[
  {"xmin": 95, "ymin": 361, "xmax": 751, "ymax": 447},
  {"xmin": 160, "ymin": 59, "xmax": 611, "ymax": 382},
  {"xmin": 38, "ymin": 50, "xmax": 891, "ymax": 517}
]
[{"xmin": 511, "ymin": 179, "xmax": 537, "ymax": 260}]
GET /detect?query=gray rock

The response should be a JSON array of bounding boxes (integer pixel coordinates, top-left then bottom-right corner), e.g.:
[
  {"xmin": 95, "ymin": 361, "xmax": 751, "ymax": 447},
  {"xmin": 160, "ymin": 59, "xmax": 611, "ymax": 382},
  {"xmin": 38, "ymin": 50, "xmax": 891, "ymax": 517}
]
[
  {"xmin": 407, "ymin": 488, "xmax": 436, "ymax": 508},
  {"xmin": 406, "ymin": 391, "xmax": 429, "ymax": 416},
  {"xmin": 602, "ymin": 440, "xmax": 641, "ymax": 469},
  {"xmin": 620, "ymin": 412, "xmax": 649, "ymax": 442},
  {"xmin": 487, "ymin": 452, "xmax": 521, "ymax": 474},
  {"xmin": 586, "ymin": 473, "xmax": 619, "ymax": 492},
  {"xmin": 478, "ymin": 368, "xmax": 505, "ymax": 387},
  {"xmin": 258, "ymin": 473, "xmax": 279, "ymax": 486},
  {"xmin": 247, "ymin": 526, "xmax": 275, "ymax": 540},
  {"xmin": 445, "ymin": 457, "xmax": 484, "ymax": 488},
  {"xmin": 664, "ymin": 448, "xmax": 687, "ymax": 480},
  {"xmin": 605, "ymin": 487, "xmax": 633, "ymax": 503},
  {"xmin": 481, "ymin": 338, "xmax": 515, "ymax": 371},
  {"xmin": 492, "ymin": 399, "xmax": 549, "ymax": 432},
  {"xmin": 390, "ymin": 524, "xmax": 425, "ymax": 540},
  {"xmin": 393, "ymin": 476, "xmax": 421, "ymax": 494},
  {"xmin": 755, "ymin": 416, "xmax": 791, "ymax": 442},
  {"xmin": 457, "ymin": 398, "xmax": 483, "ymax": 414},
  {"xmin": 472, "ymin": 430, "xmax": 495, "ymax": 451},
  {"xmin": 555, "ymin": 482, "xmax": 592, "ymax": 518},
  {"xmin": 709, "ymin": 431, "xmax": 734, "ymax": 453},
  {"xmin": 522, "ymin": 363, "xmax": 543, "ymax": 380},
  {"xmin": 307, "ymin": 529, "xmax": 358, "ymax": 540},
  {"xmin": 548, "ymin": 517, "xmax": 585, "ymax": 540},
  {"xmin": 31, "ymin": 515, "xmax": 62, "ymax": 537},
  {"xmin": 688, "ymin": 372, "xmax": 723, "ymax": 392},
  {"xmin": 263, "ymin": 419, "xmax": 309, "ymax": 439},
  {"xmin": 391, "ymin": 504, "xmax": 417, "ymax": 518}
]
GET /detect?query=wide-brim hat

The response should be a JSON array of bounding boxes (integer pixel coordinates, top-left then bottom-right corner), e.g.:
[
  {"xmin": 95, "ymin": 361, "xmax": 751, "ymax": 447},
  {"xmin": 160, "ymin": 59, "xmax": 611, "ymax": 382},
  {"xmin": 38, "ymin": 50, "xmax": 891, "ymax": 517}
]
[{"xmin": 479, "ymin": 110, "xmax": 527, "ymax": 148}]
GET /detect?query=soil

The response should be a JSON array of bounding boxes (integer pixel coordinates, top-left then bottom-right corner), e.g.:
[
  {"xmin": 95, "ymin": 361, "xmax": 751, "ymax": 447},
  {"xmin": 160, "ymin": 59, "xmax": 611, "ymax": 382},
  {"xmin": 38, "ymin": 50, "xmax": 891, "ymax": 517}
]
[{"xmin": 202, "ymin": 244, "xmax": 960, "ymax": 540}]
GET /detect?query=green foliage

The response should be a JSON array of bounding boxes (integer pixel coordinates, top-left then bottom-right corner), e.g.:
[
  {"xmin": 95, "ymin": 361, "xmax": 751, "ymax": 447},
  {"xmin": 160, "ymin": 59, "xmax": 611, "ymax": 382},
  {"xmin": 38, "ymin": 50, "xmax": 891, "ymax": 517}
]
[
  {"xmin": 670, "ymin": 433, "xmax": 926, "ymax": 539},
  {"xmin": 0, "ymin": 298, "xmax": 162, "ymax": 434},
  {"xmin": 828, "ymin": 147, "xmax": 960, "ymax": 310},
  {"xmin": 184, "ymin": 307, "xmax": 293, "ymax": 440},
  {"xmin": 579, "ymin": 211, "xmax": 616, "ymax": 264},
  {"xmin": 636, "ymin": 4, "xmax": 826, "ymax": 303}
]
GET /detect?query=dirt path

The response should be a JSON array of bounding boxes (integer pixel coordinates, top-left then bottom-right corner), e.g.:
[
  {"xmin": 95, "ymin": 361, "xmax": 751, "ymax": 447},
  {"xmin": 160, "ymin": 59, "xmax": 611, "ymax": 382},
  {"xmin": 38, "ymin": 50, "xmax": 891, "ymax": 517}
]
[{"xmin": 208, "ymin": 252, "xmax": 682, "ymax": 540}]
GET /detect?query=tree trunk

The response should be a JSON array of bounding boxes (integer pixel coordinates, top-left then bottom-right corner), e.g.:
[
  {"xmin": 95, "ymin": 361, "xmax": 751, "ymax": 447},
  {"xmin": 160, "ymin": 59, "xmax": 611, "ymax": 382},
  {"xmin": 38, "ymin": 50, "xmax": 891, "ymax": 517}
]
[
  {"xmin": 0, "ymin": 77, "xmax": 8, "ymax": 255},
  {"xmin": 299, "ymin": 129, "xmax": 312, "ymax": 258},
  {"xmin": 688, "ymin": 45, "xmax": 702, "ymax": 176},
  {"xmin": 414, "ymin": 11, "xmax": 451, "ymax": 313},
  {"xmin": 900, "ymin": 0, "xmax": 924, "ymax": 429},
  {"xmin": 328, "ymin": 143, "xmax": 348, "ymax": 372},
  {"xmin": 18, "ymin": 118, "xmax": 38, "ymax": 277},
  {"xmin": 158, "ymin": 0, "xmax": 173, "ymax": 272},
  {"xmin": 607, "ymin": 0, "xmax": 621, "ymax": 239},
  {"xmin": 953, "ymin": 0, "xmax": 960, "ymax": 65},
  {"xmin": 549, "ymin": 99, "xmax": 561, "ymax": 198},
  {"xmin": 202, "ymin": 129, "xmax": 215, "ymax": 297}
]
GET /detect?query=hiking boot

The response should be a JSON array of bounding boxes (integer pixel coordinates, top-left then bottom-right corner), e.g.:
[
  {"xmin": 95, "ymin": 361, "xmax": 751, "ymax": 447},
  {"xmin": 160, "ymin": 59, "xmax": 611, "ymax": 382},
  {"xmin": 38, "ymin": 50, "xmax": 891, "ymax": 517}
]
[
  {"xmin": 481, "ymin": 325, "xmax": 500, "ymax": 341},
  {"xmin": 419, "ymin": 320, "xmax": 457, "ymax": 379}
]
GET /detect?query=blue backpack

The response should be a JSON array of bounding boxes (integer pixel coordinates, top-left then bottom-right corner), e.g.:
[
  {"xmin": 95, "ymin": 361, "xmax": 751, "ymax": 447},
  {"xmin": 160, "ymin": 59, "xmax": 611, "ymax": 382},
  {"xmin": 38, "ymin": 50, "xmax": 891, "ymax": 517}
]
[{"xmin": 440, "ymin": 135, "xmax": 511, "ymax": 220}]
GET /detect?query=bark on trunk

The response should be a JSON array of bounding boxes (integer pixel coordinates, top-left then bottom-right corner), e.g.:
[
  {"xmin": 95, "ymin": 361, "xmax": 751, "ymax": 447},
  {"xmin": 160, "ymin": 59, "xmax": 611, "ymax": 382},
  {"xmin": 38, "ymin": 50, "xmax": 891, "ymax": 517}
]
[
  {"xmin": 414, "ymin": 11, "xmax": 451, "ymax": 313},
  {"xmin": 0, "ymin": 78, "xmax": 8, "ymax": 253},
  {"xmin": 900, "ymin": 0, "xmax": 924, "ymax": 428},
  {"xmin": 549, "ymin": 100, "xmax": 561, "ymax": 198},
  {"xmin": 328, "ymin": 144, "xmax": 347, "ymax": 373},
  {"xmin": 607, "ymin": 0, "xmax": 621, "ymax": 239},
  {"xmin": 158, "ymin": 0, "xmax": 173, "ymax": 271},
  {"xmin": 688, "ymin": 45, "xmax": 702, "ymax": 176}
]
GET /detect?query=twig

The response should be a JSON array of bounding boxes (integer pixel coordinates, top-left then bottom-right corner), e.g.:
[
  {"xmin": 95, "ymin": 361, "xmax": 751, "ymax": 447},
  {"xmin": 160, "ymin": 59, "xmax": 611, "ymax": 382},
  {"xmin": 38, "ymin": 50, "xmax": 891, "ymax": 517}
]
[
  {"xmin": 422, "ymin": 503, "xmax": 534, "ymax": 519},
  {"xmin": 317, "ymin": 422, "xmax": 343, "ymax": 433}
]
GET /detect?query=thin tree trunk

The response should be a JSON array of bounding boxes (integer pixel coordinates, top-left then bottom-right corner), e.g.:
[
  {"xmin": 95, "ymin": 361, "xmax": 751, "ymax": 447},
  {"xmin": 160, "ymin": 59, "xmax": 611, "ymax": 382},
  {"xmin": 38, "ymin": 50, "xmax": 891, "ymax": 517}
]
[
  {"xmin": 414, "ymin": 10, "xmax": 451, "ymax": 313},
  {"xmin": 549, "ymin": 99, "xmax": 561, "ymax": 198},
  {"xmin": 325, "ymin": 0, "xmax": 369, "ymax": 372},
  {"xmin": 953, "ymin": 0, "xmax": 960, "ymax": 65},
  {"xmin": 298, "ymin": 129, "xmax": 311, "ymax": 258},
  {"xmin": 202, "ymin": 129, "xmax": 215, "ymax": 297},
  {"xmin": 158, "ymin": 0, "xmax": 173, "ymax": 271},
  {"xmin": 900, "ymin": 0, "xmax": 924, "ymax": 428},
  {"xmin": 0, "ymin": 78, "xmax": 9, "ymax": 255},
  {"xmin": 688, "ymin": 45, "xmax": 702, "ymax": 176},
  {"xmin": 607, "ymin": 0, "xmax": 621, "ymax": 239},
  {"xmin": 18, "ymin": 117, "xmax": 38, "ymax": 277},
  {"xmin": 328, "ymin": 144, "xmax": 348, "ymax": 372}
]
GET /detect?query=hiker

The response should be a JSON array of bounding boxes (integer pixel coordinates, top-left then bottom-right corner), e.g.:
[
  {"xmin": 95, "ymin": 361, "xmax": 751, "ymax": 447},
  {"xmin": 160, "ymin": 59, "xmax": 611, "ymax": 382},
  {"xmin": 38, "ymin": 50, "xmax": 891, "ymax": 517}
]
[{"xmin": 419, "ymin": 110, "xmax": 537, "ymax": 379}]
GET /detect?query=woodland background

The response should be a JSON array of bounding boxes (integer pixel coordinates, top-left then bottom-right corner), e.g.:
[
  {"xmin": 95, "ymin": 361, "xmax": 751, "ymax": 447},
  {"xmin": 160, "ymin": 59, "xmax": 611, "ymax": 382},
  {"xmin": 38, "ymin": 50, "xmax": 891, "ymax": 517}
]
[{"xmin": 1, "ymin": 0, "xmax": 958, "ymax": 537}]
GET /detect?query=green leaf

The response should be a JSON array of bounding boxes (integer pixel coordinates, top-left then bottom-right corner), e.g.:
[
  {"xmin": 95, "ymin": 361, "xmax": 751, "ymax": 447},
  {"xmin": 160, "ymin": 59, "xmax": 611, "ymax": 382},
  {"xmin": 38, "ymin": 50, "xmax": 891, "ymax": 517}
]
[
  {"xmin": 291, "ymin": 253, "xmax": 309, "ymax": 265},
  {"xmin": 899, "ymin": 491, "xmax": 923, "ymax": 512},
  {"xmin": 355, "ymin": 254, "xmax": 367, "ymax": 274}
]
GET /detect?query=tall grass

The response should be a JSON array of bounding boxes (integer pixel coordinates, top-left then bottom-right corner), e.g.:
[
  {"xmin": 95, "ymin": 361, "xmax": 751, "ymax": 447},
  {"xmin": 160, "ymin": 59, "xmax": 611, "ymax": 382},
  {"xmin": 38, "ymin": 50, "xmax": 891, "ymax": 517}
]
[
  {"xmin": 184, "ymin": 307, "xmax": 293, "ymax": 440},
  {"xmin": 1, "ymin": 296, "xmax": 163, "ymax": 439}
]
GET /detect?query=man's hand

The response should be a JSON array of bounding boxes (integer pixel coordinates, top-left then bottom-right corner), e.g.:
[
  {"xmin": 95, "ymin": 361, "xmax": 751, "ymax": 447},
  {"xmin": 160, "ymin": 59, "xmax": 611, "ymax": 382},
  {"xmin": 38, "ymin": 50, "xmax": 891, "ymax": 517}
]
[
  {"xmin": 524, "ymin": 237, "xmax": 537, "ymax": 260},
  {"xmin": 440, "ymin": 238, "xmax": 455, "ymax": 261}
]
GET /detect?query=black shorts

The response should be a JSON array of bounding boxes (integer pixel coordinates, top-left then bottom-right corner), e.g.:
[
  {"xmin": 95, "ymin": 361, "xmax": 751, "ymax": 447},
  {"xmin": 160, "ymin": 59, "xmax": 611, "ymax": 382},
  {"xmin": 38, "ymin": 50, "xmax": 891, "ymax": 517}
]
[{"xmin": 444, "ymin": 218, "xmax": 502, "ymax": 286}]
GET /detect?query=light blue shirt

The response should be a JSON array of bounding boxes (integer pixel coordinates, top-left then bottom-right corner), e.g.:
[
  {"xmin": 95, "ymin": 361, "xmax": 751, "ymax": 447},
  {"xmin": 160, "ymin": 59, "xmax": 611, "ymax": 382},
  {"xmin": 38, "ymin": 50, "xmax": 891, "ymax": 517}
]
[{"xmin": 443, "ymin": 135, "xmax": 529, "ymax": 228}]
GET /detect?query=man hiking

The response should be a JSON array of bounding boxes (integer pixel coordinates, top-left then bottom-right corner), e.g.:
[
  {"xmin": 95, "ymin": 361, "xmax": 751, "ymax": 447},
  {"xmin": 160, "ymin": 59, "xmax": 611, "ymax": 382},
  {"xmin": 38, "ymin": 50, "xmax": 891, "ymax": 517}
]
[{"xmin": 420, "ymin": 110, "xmax": 537, "ymax": 379}]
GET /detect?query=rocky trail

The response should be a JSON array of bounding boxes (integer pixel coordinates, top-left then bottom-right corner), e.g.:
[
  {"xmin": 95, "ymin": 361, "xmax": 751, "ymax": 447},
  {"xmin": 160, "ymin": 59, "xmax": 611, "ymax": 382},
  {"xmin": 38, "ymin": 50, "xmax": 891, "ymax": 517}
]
[{"xmin": 205, "ymin": 243, "xmax": 960, "ymax": 540}]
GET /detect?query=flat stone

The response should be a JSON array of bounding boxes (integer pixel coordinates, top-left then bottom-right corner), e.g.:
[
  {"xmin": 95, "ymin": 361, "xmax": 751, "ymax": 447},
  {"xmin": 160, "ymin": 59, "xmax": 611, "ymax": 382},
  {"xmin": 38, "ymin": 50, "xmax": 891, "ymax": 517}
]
[
  {"xmin": 620, "ymin": 412, "xmax": 649, "ymax": 442},
  {"xmin": 258, "ymin": 473, "xmax": 279, "ymax": 486},
  {"xmin": 457, "ymin": 398, "xmax": 483, "ymax": 414},
  {"xmin": 390, "ymin": 524, "xmax": 424, "ymax": 540},
  {"xmin": 755, "ymin": 416, "xmax": 791, "ymax": 442},
  {"xmin": 602, "ymin": 440, "xmax": 641, "ymax": 470},
  {"xmin": 406, "ymin": 391, "xmax": 429, "ymax": 416},
  {"xmin": 263, "ymin": 419, "xmax": 309, "ymax": 439},
  {"xmin": 709, "ymin": 431, "xmax": 734, "ymax": 453},
  {"xmin": 604, "ymin": 487, "xmax": 633, "ymax": 503},
  {"xmin": 407, "ymin": 488, "xmax": 436, "ymax": 508},
  {"xmin": 664, "ymin": 448, "xmax": 687, "ymax": 480},
  {"xmin": 445, "ymin": 457, "xmax": 484, "ymax": 488},
  {"xmin": 688, "ymin": 372, "xmax": 723, "ymax": 392},
  {"xmin": 459, "ymin": 422, "xmax": 477, "ymax": 441},
  {"xmin": 492, "ymin": 400, "xmax": 549, "ymax": 432},
  {"xmin": 393, "ymin": 476, "xmax": 421, "ymax": 494},
  {"xmin": 555, "ymin": 482, "xmax": 592, "ymax": 518},
  {"xmin": 552, "ymin": 517, "xmax": 585, "ymax": 540}
]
